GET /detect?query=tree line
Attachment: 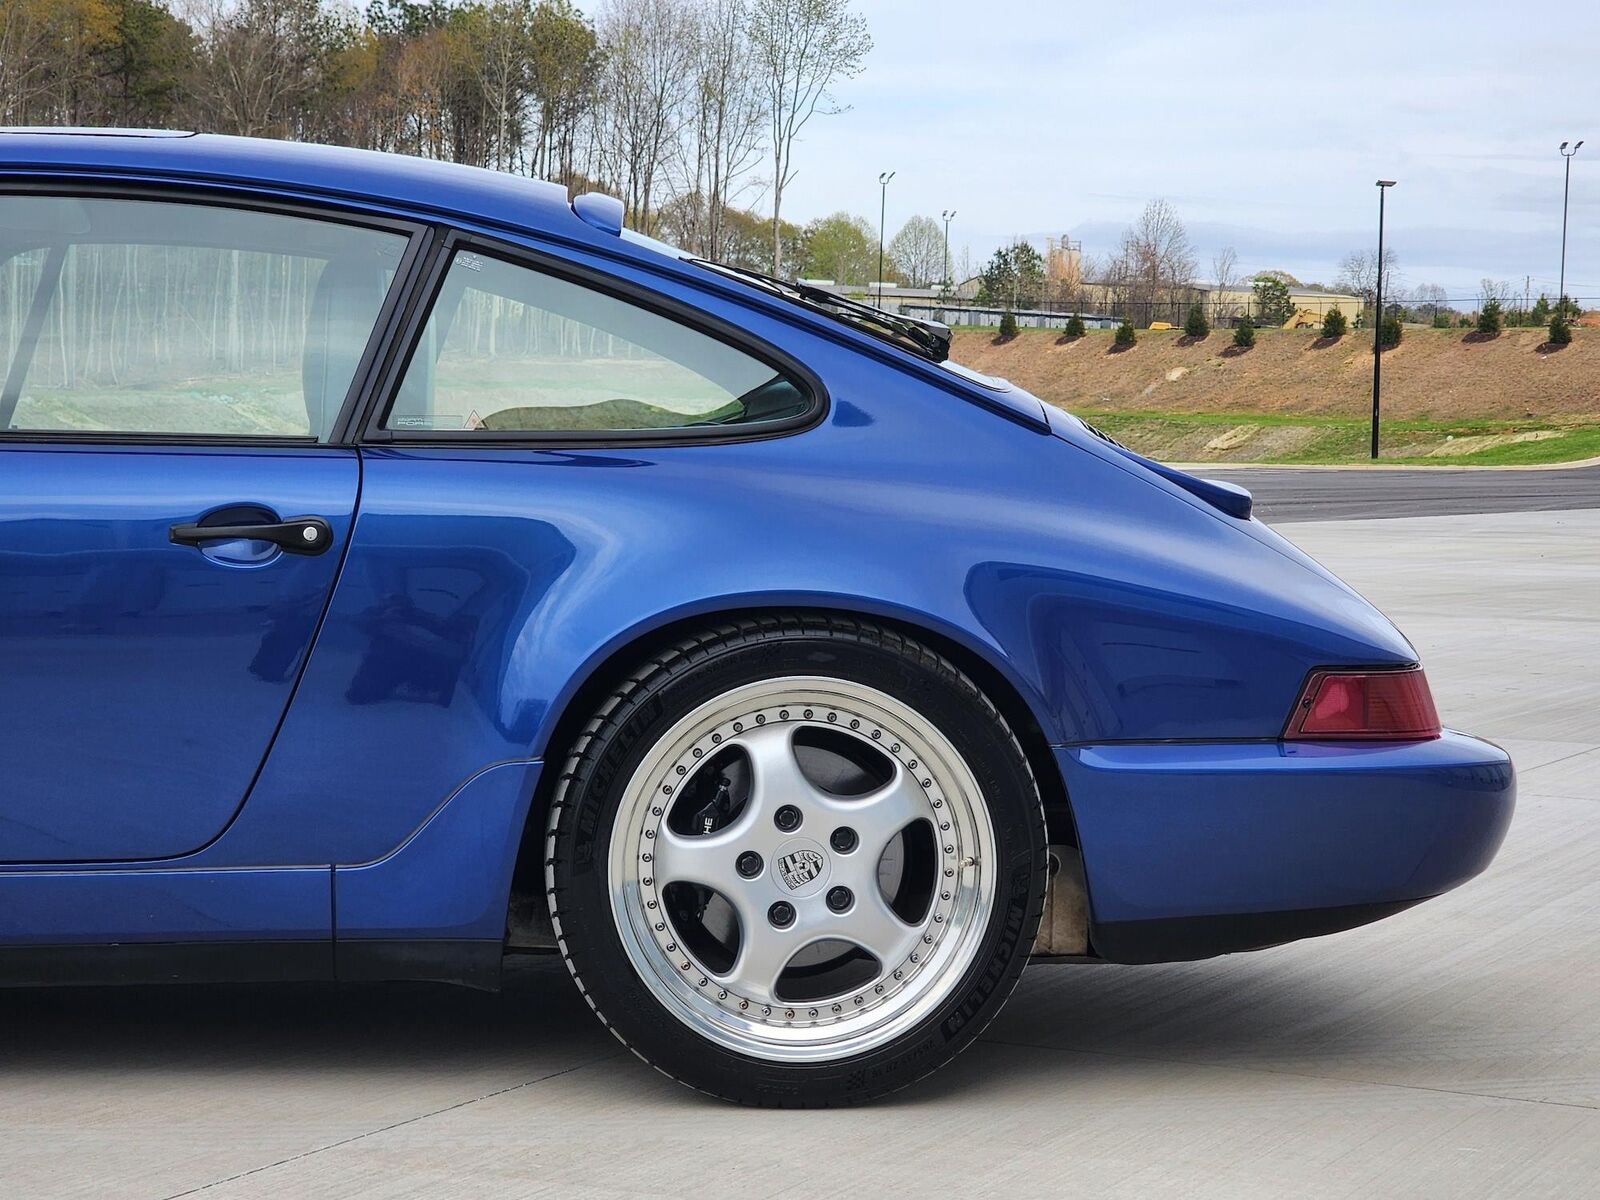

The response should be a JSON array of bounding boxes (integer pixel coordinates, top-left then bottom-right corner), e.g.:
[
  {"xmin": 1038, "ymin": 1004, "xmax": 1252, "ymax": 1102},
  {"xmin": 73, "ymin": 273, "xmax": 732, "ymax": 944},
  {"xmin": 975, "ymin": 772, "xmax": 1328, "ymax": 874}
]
[{"xmin": 0, "ymin": 0, "xmax": 875, "ymax": 275}]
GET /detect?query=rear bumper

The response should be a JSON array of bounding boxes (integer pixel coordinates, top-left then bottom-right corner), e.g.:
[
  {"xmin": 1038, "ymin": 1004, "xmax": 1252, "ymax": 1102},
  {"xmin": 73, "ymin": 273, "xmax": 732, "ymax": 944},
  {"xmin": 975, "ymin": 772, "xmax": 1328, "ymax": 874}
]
[{"xmin": 1055, "ymin": 731, "xmax": 1515, "ymax": 963}]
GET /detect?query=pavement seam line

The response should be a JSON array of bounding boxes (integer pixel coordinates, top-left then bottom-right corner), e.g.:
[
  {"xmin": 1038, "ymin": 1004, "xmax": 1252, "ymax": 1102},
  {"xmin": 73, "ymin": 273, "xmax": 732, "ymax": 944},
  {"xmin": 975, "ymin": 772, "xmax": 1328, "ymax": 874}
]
[
  {"xmin": 978, "ymin": 1034, "xmax": 1600, "ymax": 1113},
  {"xmin": 158, "ymin": 1049, "xmax": 623, "ymax": 1199}
]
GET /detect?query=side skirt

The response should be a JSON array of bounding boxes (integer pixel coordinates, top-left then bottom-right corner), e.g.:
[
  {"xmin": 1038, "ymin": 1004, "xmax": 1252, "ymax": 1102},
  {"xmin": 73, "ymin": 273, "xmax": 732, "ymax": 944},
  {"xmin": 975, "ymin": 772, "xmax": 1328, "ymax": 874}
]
[
  {"xmin": 0, "ymin": 940, "xmax": 333, "ymax": 988},
  {"xmin": 0, "ymin": 939, "xmax": 506, "ymax": 990}
]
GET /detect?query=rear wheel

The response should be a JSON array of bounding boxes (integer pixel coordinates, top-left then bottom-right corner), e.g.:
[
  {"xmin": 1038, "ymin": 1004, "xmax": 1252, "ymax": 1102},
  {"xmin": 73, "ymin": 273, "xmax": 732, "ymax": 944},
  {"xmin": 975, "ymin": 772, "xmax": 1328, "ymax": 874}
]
[{"xmin": 545, "ymin": 616, "xmax": 1046, "ymax": 1106}]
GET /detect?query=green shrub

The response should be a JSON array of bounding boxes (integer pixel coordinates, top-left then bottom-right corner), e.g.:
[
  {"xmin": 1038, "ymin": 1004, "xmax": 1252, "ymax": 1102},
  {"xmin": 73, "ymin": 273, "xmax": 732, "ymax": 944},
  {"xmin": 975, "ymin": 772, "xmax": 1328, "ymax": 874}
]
[
  {"xmin": 1380, "ymin": 315, "xmax": 1403, "ymax": 348},
  {"xmin": 1432, "ymin": 312, "xmax": 1452, "ymax": 329},
  {"xmin": 1321, "ymin": 306, "xmax": 1348, "ymax": 339},
  {"xmin": 1477, "ymin": 298, "xmax": 1503, "ymax": 336},
  {"xmin": 1183, "ymin": 302, "xmax": 1210, "ymax": 338},
  {"xmin": 998, "ymin": 309, "xmax": 1018, "ymax": 339},
  {"xmin": 1062, "ymin": 313, "xmax": 1086, "ymax": 337},
  {"xmin": 1232, "ymin": 318, "xmax": 1255, "ymax": 349},
  {"xmin": 1549, "ymin": 314, "xmax": 1573, "ymax": 345},
  {"xmin": 1530, "ymin": 295, "xmax": 1552, "ymax": 324},
  {"xmin": 1114, "ymin": 319, "xmax": 1136, "ymax": 348}
]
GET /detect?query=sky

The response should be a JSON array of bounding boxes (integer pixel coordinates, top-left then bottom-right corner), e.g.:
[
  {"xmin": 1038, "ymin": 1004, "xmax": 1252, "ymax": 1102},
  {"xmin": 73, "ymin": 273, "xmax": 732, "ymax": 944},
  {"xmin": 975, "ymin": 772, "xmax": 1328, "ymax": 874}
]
[{"xmin": 715, "ymin": 0, "xmax": 1600, "ymax": 299}]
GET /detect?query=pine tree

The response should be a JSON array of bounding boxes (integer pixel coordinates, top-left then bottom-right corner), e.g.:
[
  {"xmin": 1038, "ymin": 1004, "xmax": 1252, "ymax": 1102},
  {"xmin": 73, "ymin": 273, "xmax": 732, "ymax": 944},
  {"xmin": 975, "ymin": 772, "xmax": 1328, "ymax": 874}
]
[
  {"xmin": 1380, "ymin": 315, "xmax": 1403, "ymax": 348},
  {"xmin": 1321, "ymin": 306, "xmax": 1348, "ymax": 339},
  {"xmin": 1114, "ymin": 319, "xmax": 1136, "ymax": 348},
  {"xmin": 1062, "ymin": 313, "xmax": 1086, "ymax": 338},
  {"xmin": 1232, "ymin": 317, "xmax": 1255, "ymax": 349},
  {"xmin": 998, "ymin": 309, "xmax": 1018, "ymax": 339},
  {"xmin": 1477, "ymin": 298, "xmax": 1503, "ymax": 336},
  {"xmin": 1549, "ymin": 314, "xmax": 1573, "ymax": 345},
  {"xmin": 1183, "ymin": 302, "xmax": 1209, "ymax": 339}
]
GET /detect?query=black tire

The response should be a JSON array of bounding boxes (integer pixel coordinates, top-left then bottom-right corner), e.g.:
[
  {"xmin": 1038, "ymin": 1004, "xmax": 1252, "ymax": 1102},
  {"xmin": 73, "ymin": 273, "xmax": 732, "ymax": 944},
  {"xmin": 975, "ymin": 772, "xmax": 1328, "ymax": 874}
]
[{"xmin": 545, "ymin": 614, "xmax": 1047, "ymax": 1107}]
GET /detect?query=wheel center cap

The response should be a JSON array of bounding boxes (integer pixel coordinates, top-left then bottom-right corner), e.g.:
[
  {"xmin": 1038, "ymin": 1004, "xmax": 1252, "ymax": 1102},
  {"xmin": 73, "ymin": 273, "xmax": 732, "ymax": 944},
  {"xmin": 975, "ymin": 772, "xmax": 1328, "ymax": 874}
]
[{"xmin": 773, "ymin": 838, "xmax": 831, "ymax": 897}]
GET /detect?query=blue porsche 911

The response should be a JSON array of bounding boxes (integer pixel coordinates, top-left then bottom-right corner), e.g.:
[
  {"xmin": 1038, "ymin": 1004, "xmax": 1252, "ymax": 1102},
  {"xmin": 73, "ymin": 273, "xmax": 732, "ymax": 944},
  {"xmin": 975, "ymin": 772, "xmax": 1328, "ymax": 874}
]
[{"xmin": 0, "ymin": 130, "xmax": 1513, "ymax": 1105}]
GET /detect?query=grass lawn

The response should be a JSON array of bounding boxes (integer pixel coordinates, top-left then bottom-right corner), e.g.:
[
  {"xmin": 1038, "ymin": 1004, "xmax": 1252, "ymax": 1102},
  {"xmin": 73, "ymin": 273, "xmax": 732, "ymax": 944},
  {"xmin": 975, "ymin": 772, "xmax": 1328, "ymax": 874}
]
[{"xmin": 1077, "ymin": 408, "xmax": 1600, "ymax": 466}]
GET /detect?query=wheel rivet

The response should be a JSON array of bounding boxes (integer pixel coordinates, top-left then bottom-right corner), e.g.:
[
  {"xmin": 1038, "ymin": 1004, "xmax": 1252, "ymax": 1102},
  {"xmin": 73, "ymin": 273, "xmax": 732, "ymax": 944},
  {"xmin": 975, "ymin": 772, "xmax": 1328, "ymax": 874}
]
[
  {"xmin": 768, "ymin": 900, "xmax": 796, "ymax": 928},
  {"xmin": 774, "ymin": 805, "xmax": 802, "ymax": 832},
  {"xmin": 829, "ymin": 826, "xmax": 858, "ymax": 853},
  {"xmin": 737, "ymin": 851, "xmax": 764, "ymax": 878},
  {"xmin": 826, "ymin": 886, "xmax": 853, "ymax": 913}
]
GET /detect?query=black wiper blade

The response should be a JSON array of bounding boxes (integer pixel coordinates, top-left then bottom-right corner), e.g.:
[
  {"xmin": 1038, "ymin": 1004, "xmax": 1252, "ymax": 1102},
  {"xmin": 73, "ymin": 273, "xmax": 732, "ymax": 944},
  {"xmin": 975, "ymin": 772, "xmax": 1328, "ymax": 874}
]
[{"xmin": 691, "ymin": 259, "xmax": 951, "ymax": 363}]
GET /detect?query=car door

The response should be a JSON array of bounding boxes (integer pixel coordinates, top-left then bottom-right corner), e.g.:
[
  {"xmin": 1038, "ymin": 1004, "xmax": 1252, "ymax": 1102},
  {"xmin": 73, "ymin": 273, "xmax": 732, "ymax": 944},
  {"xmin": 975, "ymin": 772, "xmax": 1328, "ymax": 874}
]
[{"xmin": 0, "ymin": 189, "xmax": 418, "ymax": 862}]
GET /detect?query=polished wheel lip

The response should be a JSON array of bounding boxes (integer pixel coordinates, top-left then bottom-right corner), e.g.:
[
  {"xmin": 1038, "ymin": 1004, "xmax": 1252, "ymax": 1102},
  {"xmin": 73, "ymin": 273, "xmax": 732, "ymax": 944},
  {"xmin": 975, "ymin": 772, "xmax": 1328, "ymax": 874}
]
[{"xmin": 608, "ymin": 675, "xmax": 997, "ymax": 1064}]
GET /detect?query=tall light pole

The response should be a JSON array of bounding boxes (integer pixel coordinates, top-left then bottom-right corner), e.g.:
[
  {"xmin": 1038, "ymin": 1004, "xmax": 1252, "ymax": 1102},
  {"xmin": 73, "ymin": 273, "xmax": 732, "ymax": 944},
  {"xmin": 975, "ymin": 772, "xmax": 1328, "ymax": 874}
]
[
  {"xmin": 876, "ymin": 171, "xmax": 895, "ymax": 309},
  {"xmin": 1560, "ymin": 141, "xmax": 1583, "ymax": 311},
  {"xmin": 1370, "ymin": 180, "xmax": 1396, "ymax": 460},
  {"xmin": 941, "ymin": 209, "xmax": 956, "ymax": 296}
]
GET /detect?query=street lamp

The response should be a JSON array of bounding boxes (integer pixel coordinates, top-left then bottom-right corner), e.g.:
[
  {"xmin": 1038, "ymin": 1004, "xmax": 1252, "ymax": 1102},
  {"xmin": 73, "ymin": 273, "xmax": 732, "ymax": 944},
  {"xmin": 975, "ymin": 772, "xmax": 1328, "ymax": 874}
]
[
  {"xmin": 877, "ymin": 171, "xmax": 895, "ymax": 309},
  {"xmin": 1370, "ymin": 180, "xmax": 1396, "ymax": 460},
  {"xmin": 1560, "ymin": 141, "xmax": 1583, "ymax": 312},
  {"xmin": 941, "ymin": 209, "xmax": 957, "ymax": 295}
]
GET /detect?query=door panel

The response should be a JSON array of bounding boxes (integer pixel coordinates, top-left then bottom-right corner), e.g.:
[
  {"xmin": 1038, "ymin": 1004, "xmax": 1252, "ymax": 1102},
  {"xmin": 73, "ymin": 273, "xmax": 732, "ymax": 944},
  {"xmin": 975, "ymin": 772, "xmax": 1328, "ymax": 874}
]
[
  {"xmin": 0, "ymin": 446, "xmax": 358, "ymax": 861},
  {"xmin": 0, "ymin": 190, "xmax": 414, "ymax": 866}
]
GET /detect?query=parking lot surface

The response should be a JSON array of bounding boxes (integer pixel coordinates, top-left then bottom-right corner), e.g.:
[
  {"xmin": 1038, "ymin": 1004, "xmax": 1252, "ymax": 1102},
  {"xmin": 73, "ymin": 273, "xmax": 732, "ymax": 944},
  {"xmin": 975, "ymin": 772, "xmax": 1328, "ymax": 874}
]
[
  {"xmin": 1210, "ymin": 462, "xmax": 1600, "ymax": 522},
  {"xmin": 3, "ymin": 507, "xmax": 1596, "ymax": 1199}
]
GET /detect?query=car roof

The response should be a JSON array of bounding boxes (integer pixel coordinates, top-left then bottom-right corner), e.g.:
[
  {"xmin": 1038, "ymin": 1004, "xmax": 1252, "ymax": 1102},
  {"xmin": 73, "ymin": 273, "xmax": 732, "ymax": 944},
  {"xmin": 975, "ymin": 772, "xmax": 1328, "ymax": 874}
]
[{"xmin": 0, "ymin": 128, "xmax": 613, "ymax": 249}]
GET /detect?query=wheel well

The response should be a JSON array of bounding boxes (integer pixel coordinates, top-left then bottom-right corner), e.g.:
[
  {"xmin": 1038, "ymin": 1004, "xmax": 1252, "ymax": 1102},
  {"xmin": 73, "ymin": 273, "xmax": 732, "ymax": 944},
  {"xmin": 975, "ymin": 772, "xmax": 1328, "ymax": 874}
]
[{"xmin": 505, "ymin": 606, "xmax": 1077, "ymax": 947}]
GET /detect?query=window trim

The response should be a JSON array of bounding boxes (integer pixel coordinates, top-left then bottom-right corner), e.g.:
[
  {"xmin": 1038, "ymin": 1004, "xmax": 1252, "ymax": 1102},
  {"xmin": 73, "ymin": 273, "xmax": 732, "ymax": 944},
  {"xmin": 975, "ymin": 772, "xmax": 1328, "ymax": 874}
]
[
  {"xmin": 0, "ymin": 178, "xmax": 432, "ymax": 448},
  {"xmin": 357, "ymin": 229, "xmax": 828, "ymax": 448}
]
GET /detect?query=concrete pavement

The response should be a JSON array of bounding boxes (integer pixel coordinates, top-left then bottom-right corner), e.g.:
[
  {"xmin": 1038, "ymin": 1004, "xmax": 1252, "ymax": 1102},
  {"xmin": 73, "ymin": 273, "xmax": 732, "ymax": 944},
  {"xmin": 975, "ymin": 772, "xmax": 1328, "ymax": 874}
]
[{"xmin": 2, "ymin": 509, "xmax": 1597, "ymax": 1199}]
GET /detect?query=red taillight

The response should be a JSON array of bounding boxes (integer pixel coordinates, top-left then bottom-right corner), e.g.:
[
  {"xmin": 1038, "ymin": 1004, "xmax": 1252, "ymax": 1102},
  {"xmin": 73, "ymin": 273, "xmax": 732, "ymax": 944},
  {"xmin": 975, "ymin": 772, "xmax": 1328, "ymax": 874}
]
[{"xmin": 1285, "ymin": 668, "xmax": 1441, "ymax": 740}]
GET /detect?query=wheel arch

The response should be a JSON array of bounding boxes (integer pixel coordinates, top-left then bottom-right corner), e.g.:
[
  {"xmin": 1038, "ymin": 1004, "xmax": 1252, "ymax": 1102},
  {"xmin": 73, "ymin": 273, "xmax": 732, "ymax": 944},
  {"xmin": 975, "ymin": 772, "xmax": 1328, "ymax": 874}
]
[{"xmin": 506, "ymin": 602, "xmax": 1078, "ymax": 947}]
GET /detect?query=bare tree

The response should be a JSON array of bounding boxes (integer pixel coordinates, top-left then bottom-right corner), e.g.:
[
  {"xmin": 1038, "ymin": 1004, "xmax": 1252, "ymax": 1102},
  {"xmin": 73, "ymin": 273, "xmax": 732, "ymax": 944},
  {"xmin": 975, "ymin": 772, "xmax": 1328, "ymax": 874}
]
[
  {"xmin": 678, "ymin": 0, "xmax": 767, "ymax": 259},
  {"xmin": 1335, "ymin": 247, "xmax": 1401, "ymax": 307},
  {"xmin": 888, "ymin": 215, "xmax": 944, "ymax": 288},
  {"xmin": 1410, "ymin": 282, "xmax": 1449, "ymax": 324},
  {"xmin": 1478, "ymin": 278, "xmax": 1513, "ymax": 307},
  {"xmin": 1210, "ymin": 245, "xmax": 1238, "ymax": 320},
  {"xmin": 190, "ymin": 0, "xmax": 343, "ymax": 140},
  {"xmin": 0, "ymin": 0, "xmax": 57, "ymax": 123},
  {"xmin": 748, "ymin": 0, "xmax": 870, "ymax": 274},
  {"xmin": 1110, "ymin": 198, "xmax": 1196, "ymax": 319},
  {"xmin": 594, "ymin": 0, "xmax": 696, "ymax": 233},
  {"xmin": 462, "ymin": 0, "xmax": 533, "ymax": 172},
  {"xmin": 526, "ymin": 1, "xmax": 599, "ymax": 189}
]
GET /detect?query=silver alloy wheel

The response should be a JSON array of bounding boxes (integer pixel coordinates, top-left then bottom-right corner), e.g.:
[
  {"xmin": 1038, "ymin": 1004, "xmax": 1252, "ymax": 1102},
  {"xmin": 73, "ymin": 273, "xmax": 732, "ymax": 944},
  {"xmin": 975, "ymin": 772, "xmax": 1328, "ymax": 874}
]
[{"xmin": 608, "ymin": 675, "xmax": 997, "ymax": 1063}]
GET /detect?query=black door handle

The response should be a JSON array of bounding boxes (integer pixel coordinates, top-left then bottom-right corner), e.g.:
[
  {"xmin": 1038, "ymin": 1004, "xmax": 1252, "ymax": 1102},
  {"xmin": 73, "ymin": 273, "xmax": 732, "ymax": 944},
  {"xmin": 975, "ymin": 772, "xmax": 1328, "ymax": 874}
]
[{"xmin": 170, "ymin": 515, "xmax": 334, "ymax": 556}]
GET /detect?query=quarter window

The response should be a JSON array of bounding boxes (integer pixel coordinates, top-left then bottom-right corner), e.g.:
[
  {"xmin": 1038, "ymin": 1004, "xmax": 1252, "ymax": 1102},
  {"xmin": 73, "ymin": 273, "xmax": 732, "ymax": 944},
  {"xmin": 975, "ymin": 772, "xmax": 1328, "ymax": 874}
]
[
  {"xmin": 0, "ymin": 195, "xmax": 408, "ymax": 440},
  {"xmin": 384, "ymin": 250, "xmax": 809, "ymax": 435}
]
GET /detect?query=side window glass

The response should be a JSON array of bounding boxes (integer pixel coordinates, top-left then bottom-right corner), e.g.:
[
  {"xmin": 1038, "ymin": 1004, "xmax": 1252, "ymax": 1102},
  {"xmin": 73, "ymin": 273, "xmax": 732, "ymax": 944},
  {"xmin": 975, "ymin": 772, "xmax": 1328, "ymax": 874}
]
[
  {"xmin": 0, "ymin": 195, "xmax": 408, "ymax": 440},
  {"xmin": 384, "ymin": 250, "xmax": 809, "ymax": 434}
]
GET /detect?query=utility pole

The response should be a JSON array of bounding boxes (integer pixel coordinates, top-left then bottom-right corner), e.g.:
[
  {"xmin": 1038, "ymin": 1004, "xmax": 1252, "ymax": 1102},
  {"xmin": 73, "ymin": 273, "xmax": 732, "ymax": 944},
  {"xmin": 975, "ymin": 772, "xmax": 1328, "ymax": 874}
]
[
  {"xmin": 1560, "ymin": 141, "xmax": 1583, "ymax": 313},
  {"xmin": 876, "ymin": 171, "xmax": 895, "ymax": 310},
  {"xmin": 1371, "ymin": 180, "xmax": 1396, "ymax": 460},
  {"xmin": 941, "ymin": 209, "xmax": 956, "ymax": 296}
]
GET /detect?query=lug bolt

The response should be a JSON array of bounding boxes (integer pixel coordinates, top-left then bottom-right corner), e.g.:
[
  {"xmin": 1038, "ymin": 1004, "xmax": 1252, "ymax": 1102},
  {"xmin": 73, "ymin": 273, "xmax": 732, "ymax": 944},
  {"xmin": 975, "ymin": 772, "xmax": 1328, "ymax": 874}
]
[
  {"xmin": 736, "ymin": 851, "xmax": 763, "ymax": 878},
  {"xmin": 826, "ymin": 886, "xmax": 854, "ymax": 913},
  {"xmin": 829, "ymin": 826, "xmax": 858, "ymax": 853},
  {"xmin": 774, "ymin": 805, "xmax": 802, "ymax": 832},
  {"xmin": 768, "ymin": 901, "xmax": 796, "ymax": 928}
]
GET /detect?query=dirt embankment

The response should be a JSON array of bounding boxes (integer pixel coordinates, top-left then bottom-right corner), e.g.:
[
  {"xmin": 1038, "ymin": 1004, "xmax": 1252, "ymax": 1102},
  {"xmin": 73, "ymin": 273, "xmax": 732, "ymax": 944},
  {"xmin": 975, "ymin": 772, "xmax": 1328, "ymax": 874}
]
[{"xmin": 950, "ymin": 327, "xmax": 1600, "ymax": 421}]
